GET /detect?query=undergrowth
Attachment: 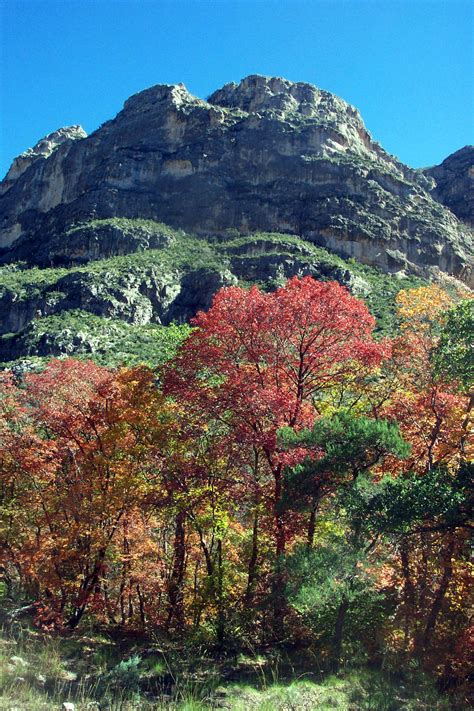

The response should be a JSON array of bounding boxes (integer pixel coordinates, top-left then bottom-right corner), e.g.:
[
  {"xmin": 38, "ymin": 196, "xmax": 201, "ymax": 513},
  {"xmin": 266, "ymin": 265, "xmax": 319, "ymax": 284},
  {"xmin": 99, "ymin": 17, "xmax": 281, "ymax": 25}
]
[{"xmin": 0, "ymin": 616, "xmax": 455, "ymax": 710}]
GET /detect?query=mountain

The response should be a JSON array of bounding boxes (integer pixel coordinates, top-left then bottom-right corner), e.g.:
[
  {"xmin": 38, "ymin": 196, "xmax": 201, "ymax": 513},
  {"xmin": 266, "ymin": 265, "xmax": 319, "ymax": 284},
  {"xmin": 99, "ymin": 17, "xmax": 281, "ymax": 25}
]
[
  {"xmin": 1, "ymin": 75, "xmax": 472, "ymax": 276},
  {"xmin": 423, "ymin": 145, "xmax": 474, "ymax": 227},
  {"xmin": 0, "ymin": 75, "xmax": 472, "ymax": 367}
]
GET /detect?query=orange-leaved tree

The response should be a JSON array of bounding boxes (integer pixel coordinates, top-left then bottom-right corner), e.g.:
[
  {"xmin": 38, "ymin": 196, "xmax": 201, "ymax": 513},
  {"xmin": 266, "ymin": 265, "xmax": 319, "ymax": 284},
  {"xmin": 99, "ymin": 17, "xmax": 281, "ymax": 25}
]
[
  {"xmin": 0, "ymin": 360, "xmax": 172, "ymax": 628},
  {"xmin": 376, "ymin": 286, "xmax": 471, "ymax": 667}
]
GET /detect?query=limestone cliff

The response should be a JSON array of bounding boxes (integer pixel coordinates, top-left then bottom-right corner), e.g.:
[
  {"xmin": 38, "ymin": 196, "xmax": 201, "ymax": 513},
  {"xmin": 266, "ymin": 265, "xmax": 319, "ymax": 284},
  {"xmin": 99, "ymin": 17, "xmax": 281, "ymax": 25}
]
[
  {"xmin": 1, "ymin": 75, "xmax": 472, "ymax": 282},
  {"xmin": 0, "ymin": 226, "xmax": 430, "ymax": 366},
  {"xmin": 1, "ymin": 126, "xmax": 87, "ymax": 193},
  {"xmin": 423, "ymin": 146, "xmax": 473, "ymax": 227}
]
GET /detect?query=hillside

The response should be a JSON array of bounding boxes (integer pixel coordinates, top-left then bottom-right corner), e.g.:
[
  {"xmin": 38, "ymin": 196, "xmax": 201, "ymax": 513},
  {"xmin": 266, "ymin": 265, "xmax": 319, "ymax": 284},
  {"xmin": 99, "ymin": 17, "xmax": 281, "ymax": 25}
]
[
  {"xmin": 1, "ymin": 74, "xmax": 473, "ymax": 710},
  {"xmin": 1, "ymin": 75, "xmax": 472, "ymax": 365},
  {"xmin": 0, "ymin": 223, "xmax": 427, "ymax": 367}
]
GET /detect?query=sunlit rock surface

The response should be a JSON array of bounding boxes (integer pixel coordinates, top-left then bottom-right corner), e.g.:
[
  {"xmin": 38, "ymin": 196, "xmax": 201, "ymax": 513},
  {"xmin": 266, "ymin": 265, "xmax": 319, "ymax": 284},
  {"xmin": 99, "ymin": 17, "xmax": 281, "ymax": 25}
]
[{"xmin": 0, "ymin": 75, "xmax": 472, "ymax": 283}]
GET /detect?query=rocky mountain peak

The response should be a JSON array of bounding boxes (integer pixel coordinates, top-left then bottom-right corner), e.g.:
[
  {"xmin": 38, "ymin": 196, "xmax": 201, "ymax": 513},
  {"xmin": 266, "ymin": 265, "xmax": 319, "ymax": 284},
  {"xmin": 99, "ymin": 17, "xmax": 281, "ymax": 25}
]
[
  {"xmin": 0, "ymin": 76, "xmax": 471, "ymax": 285},
  {"xmin": 121, "ymin": 82, "xmax": 205, "ymax": 117},
  {"xmin": 208, "ymin": 74, "xmax": 358, "ymax": 122},
  {"xmin": 208, "ymin": 74, "xmax": 402, "ymax": 172},
  {"xmin": 3, "ymin": 125, "xmax": 87, "ymax": 185}
]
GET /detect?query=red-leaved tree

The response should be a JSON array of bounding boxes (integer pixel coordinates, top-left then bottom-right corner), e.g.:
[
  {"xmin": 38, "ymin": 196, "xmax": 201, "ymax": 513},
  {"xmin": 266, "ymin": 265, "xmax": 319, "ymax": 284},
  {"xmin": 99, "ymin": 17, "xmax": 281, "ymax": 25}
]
[{"xmin": 165, "ymin": 277, "xmax": 389, "ymax": 625}]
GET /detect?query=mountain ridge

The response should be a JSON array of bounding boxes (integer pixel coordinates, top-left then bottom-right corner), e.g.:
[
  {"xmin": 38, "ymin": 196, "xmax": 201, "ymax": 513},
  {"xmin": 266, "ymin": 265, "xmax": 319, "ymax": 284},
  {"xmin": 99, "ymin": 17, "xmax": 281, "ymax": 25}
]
[
  {"xmin": 1, "ymin": 74, "xmax": 472, "ymax": 284},
  {"xmin": 0, "ymin": 224, "xmax": 428, "ymax": 368},
  {"xmin": 0, "ymin": 75, "xmax": 472, "ymax": 367}
]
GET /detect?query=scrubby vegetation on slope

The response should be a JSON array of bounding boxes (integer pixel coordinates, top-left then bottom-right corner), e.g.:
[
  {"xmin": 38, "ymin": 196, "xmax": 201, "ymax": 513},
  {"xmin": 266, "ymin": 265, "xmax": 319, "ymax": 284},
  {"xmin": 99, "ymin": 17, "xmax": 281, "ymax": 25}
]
[{"xmin": 0, "ymin": 221, "xmax": 427, "ymax": 368}]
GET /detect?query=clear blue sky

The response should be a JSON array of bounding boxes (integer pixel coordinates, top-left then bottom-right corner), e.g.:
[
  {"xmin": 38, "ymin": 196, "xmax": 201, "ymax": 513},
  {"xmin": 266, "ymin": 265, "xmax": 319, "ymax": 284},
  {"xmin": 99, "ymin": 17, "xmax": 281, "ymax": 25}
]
[{"xmin": 1, "ymin": 0, "xmax": 472, "ymax": 178}]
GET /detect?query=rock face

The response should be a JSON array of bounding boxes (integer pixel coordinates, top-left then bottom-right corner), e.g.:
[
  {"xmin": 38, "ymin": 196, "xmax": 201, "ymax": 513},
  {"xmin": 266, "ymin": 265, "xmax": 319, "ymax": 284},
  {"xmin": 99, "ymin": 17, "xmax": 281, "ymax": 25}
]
[
  {"xmin": 7, "ymin": 218, "xmax": 174, "ymax": 265},
  {"xmin": 0, "ymin": 230, "xmax": 357, "ymax": 340},
  {"xmin": 1, "ymin": 126, "xmax": 87, "ymax": 191},
  {"xmin": 4, "ymin": 222, "xmax": 471, "ymax": 366},
  {"xmin": 423, "ymin": 146, "xmax": 474, "ymax": 226},
  {"xmin": 0, "ymin": 75, "xmax": 472, "ymax": 282}
]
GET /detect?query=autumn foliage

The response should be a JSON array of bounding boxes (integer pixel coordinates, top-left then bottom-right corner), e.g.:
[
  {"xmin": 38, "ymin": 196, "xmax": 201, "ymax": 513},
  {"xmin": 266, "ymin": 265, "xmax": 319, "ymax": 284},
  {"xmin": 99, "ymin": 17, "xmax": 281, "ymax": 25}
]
[{"xmin": 0, "ymin": 278, "xmax": 471, "ymax": 695}]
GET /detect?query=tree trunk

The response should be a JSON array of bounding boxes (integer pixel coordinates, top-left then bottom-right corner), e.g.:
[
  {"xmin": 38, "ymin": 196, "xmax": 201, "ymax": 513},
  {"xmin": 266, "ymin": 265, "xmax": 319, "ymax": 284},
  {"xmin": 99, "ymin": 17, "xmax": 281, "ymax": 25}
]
[
  {"xmin": 103, "ymin": 580, "xmax": 117, "ymax": 624},
  {"xmin": 216, "ymin": 539, "xmax": 225, "ymax": 647},
  {"xmin": 307, "ymin": 502, "xmax": 318, "ymax": 548},
  {"xmin": 245, "ymin": 507, "xmax": 259, "ymax": 605},
  {"xmin": 167, "ymin": 510, "xmax": 186, "ymax": 628},
  {"xmin": 136, "ymin": 584, "xmax": 146, "ymax": 627},
  {"xmin": 400, "ymin": 540, "xmax": 416, "ymax": 652},
  {"xmin": 332, "ymin": 595, "xmax": 349, "ymax": 671},
  {"xmin": 272, "ymin": 464, "xmax": 286, "ymax": 639},
  {"xmin": 274, "ymin": 466, "xmax": 286, "ymax": 558},
  {"xmin": 420, "ymin": 536, "xmax": 456, "ymax": 654},
  {"xmin": 66, "ymin": 551, "xmax": 105, "ymax": 628},
  {"xmin": 460, "ymin": 392, "xmax": 473, "ymax": 458}
]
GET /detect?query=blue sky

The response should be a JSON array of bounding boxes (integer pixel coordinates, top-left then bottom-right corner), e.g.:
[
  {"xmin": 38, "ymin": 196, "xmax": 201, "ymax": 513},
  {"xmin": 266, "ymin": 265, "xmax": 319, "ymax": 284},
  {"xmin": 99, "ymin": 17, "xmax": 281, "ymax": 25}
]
[{"xmin": 1, "ymin": 0, "xmax": 472, "ymax": 177}]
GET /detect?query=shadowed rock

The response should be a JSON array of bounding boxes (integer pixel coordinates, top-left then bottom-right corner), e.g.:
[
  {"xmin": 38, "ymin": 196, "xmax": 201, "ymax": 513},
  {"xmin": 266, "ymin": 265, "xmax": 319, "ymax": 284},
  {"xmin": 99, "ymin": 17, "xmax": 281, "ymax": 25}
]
[{"xmin": 423, "ymin": 146, "xmax": 474, "ymax": 226}]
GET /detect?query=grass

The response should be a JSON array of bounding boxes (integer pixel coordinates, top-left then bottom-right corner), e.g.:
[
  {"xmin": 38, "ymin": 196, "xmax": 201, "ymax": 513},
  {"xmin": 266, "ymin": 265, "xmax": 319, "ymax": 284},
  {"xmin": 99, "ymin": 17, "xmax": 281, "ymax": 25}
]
[{"xmin": 0, "ymin": 614, "xmax": 456, "ymax": 710}]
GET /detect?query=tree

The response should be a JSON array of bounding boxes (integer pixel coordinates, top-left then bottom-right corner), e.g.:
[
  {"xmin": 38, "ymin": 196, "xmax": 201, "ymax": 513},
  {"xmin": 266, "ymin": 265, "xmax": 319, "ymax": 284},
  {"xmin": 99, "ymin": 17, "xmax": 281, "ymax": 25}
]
[
  {"xmin": 433, "ymin": 299, "xmax": 473, "ymax": 392},
  {"xmin": 377, "ymin": 287, "xmax": 472, "ymax": 667},
  {"xmin": 380, "ymin": 286, "xmax": 467, "ymax": 475},
  {"xmin": 433, "ymin": 299, "xmax": 474, "ymax": 460},
  {"xmin": 165, "ymin": 277, "xmax": 388, "ymax": 631},
  {"xmin": 281, "ymin": 412, "xmax": 408, "ymax": 669},
  {"xmin": 280, "ymin": 412, "xmax": 409, "ymax": 547},
  {"xmin": 0, "ymin": 360, "xmax": 171, "ymax": 627},
  {"xmin": 395, "ymin": 284, "xmax": 453, "ymax": 336}
]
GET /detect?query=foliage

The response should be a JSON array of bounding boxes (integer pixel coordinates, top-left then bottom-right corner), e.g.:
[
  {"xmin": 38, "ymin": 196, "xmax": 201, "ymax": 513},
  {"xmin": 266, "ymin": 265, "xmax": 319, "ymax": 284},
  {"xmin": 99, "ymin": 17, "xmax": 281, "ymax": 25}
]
[
  {"xmin": 0, "ymin": 223, "xmax": 428, "ymax": 372},
  {"xmin": 108, "ymin": 654, "xmax": 143, "ymax": 690},
  {"xmin": 284, "ymin": 539, "xmax": 387, "ymax": 657},
  {"xmin": 351, "ymin": 466, "xmax": 472, "ymax": 535},
  {"xmin": 396, "ymin": 284, "xmax": 454, "ymax": 334},
  {"xmin": 0, "ymin": 360, "xmax": 176, "ymax": 627},
  {"xmin": 281, "ymin": 411, "xmax": 409, "ymax": 494},
  {"xmin": 165, "ymin": 277, "xmax": 387, "ymax": 565},
  {"xmin": 0, "ymin": 277, "xmax": 471, "ymax": 706},
  {"xmin": 432, "ymin": 298, "xmax": 474, "ymax": 391},
  {"xmin": 1, "ymin": 309, "xmax": 191, "ymax": 368}
]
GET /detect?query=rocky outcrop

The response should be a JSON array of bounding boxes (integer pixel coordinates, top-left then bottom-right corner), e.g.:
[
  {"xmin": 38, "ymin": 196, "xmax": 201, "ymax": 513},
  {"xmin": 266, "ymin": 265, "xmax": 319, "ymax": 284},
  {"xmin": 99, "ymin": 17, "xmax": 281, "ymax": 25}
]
[
  {"xmin": 1, "ymin": 126, "xmax": 87, "ymax": 191},
  {"xmin": 423, "ymin": 146, "xmax": 473, "ymax": 226},
  {"xmin": 0, "ymin": 76, "xmax": 471, "ymax": 282},
  {"xmin": 0, "ymin": 263, "xmax": 235, "ymax": 340},
  {"xmin": 0, "ymin": 230, "xmax": 377, "ymax": 364},
  {"xmin": 7, "ymin": 219, "xmax": 174, "ymax": 266}
]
